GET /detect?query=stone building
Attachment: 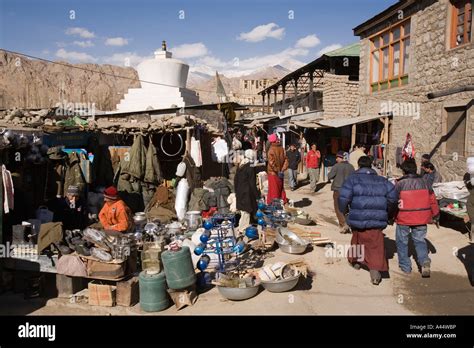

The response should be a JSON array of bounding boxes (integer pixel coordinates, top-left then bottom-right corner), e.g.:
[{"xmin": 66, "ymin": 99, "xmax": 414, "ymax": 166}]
[
  {"xmin": 354, "ymin": 0, "xmax": 474, "ymax": 180},
  {"xmin": 258, "ymin": 43, "xmax": 361, "ymax": 121}
]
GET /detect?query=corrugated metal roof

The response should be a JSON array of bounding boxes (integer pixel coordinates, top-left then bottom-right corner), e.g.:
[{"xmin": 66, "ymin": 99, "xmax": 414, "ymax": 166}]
[{"xmin": 324, "ymin": 42, "xmax": 360, "ymax": 57}]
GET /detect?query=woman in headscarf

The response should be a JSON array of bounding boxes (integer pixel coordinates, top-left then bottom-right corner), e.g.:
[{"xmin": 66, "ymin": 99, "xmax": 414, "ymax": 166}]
[{"xmin": 266, "ymin": 133, "xmax": 288, "ymax": 204}]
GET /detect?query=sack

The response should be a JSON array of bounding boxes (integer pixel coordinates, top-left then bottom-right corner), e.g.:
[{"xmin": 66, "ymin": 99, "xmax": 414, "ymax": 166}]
[
  {"xmin": 57, "ymin": 255, "xmax": 88, "ymax": 277},
  {"xmin": 36, "ymin": 206, "xmax": 54, "ymax": 223},
  {"xmin": 87, "ymin": 259, "xmax": 126, "ymax": 279}
]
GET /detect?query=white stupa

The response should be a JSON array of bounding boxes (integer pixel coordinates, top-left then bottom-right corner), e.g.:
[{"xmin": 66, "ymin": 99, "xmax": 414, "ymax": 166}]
[{"xmin": 116, "ymin": 41, "xmax": 201, "ymax": 111}]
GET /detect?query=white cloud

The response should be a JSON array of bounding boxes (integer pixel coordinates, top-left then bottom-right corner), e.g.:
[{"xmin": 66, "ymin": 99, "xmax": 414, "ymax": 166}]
[
  {"xmin": 318, "ymin": 44, "xmax": 342, "ymax": 56},
  {"xmin": 65, "ymin": 27, "xmax": 95, "ymax": 39},
  {"xmin": 73, "ymin": 40, "xmax": 94, "ymax": 48},
  {"xmin": 55, "ymin": 48, "xmax": 97, "ymax": 63},
  {"xmin": 56, "ymin": 42, "xmax": 67, "ymax": 48},
  {"xmin": 237, "ymin": 23, "xmax": 285, "ymax": 42},
  {"xmin": 295, "ymin": 34, "xmax": 321, "ymax": 48},
  {"xmin": 192, "ymin": 46, "xmax": 308, "ymax": 77},
  {"xmin": 41, "ymin": 49, "xmax": 50, "ymax": 55},
  {"xmin": 101, "ymin": 52, "xmax": 150, "ymax": 67},
  {"xmin": 171, "ymin": 42, "xmax": 208, "ymax": 59},
  {"xmin": 105, "ymin": 37, "xmax": 129, "ymax": 47}
]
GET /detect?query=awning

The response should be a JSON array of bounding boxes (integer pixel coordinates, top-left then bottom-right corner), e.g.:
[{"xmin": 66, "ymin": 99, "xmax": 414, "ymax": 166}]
[
  {"xmin": 316, "ymin": 115, "xmax": 386, "ymax": 128},
  {"xmin": 247, "ymin": 114, "xmax": 278, "ymax": 127},
  {"xmin": 289, "ymin": 114, "xmax": 387, "ymax": 129},
  {"xmin": 290, "ymin": 120, "xmax": 326, "ymax": 129}
]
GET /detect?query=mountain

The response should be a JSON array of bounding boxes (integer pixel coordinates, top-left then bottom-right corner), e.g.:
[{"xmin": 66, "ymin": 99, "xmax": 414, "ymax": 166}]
[
  {"xmin": 187, "ymin": 71, "xmax": 213, "ymax": 87},
  {"xmin": 0, "ymin": 50, "xmax": 139, "ymax": 111},
  {"xmin": 187, "ymin": 64, "xmax": 292, "ymax": 104}
]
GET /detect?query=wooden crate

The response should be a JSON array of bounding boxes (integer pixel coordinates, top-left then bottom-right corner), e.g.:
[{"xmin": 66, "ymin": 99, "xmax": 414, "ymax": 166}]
[
  {"xmin": 88, "ymin": 281, "xmax": 116, "ymax": 307},
  {"xmin": 116, "ymin": 276, "xmax": 139, "ymax": 307},
  {"xmin": 56, "ymin": 274, "xmax": 87, "ymax": 298}
]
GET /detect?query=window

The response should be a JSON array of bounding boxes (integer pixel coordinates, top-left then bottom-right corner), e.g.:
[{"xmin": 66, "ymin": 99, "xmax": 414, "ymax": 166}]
[
  {"xmin": 445, "ymin": 107, "xmax": 467, "ymax": 156},
  {"xmin": 450, "ymin": 0, "xmax": 473, "ymax": 48},
  {"xmin": 370, "ymin": 19, "xmax": 411, "ymax": 92}
]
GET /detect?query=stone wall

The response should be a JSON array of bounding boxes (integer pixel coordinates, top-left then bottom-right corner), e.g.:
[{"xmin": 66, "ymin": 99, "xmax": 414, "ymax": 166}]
[
  {"xmin": 322, "ymin": 73, "xmax": 360, "ymax": 119},
  {"xmin": 272, "ymin": 73, "xmax": 359, "ymax": 118},
  {"xmin": 358, "ymin": 0, "xmax": 474, "ymax": 180}
]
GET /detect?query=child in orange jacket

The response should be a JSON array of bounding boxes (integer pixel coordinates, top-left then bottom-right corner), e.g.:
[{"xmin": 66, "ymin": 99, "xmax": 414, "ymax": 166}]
[{"xmin": 99, "ymin": 186, "xmax": 133, "ymax": 232}]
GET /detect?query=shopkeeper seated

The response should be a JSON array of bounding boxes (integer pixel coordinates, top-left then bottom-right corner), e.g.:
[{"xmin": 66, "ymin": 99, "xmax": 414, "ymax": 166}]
[
  {"xmin": 99, "ymin": 186, "xmax": 133, "ymax": 233},
  {"xmin": 51, "ymin": 185, "xmax": 87, "ymax": 230}
]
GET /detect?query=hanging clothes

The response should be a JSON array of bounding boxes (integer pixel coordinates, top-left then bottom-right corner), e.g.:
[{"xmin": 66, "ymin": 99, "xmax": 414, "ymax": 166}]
[
  {"xmin": 183, "ymin": 153, "xmax": 202, "ymax": 192},
  {"xmin": 212, "ymin": 137, "xmax": 229, "ymax": 163},
  {"xmin": 2, "ymin": 165, "xmax": 14, "ymax": 214},
  {"xmin": 88, "ymin": 136, "xmax": 114, "ymax": 188},
  {"xmin": 64, "ymin": 152, "xmax": 86, "ymax": 196},
  {"xmin": 109, "ymin": 146, "xmax": 131, "ymax": 175},
  {"xmin": 121, "ymin": 135, "xmax": 147, "ymax": 180},
  {"xmin": 144, "ymin": 138, "xmax": 162, "ymax": 185},
  {"xmin": 44, "ymin": 160, "xmax": 67, "ymax": 201},
  {"xmin": 402, "ymin": 133, "xmax": 415, "ymax": 161},
  {"xmin": 190, "ymin": 136, "xmax": 203, "ymax": 167}
]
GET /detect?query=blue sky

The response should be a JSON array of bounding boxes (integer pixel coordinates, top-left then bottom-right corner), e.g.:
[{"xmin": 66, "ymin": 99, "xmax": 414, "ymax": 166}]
[{"xmin": 0, "ymin": 0, "xmax": 396, "ymax": 76}]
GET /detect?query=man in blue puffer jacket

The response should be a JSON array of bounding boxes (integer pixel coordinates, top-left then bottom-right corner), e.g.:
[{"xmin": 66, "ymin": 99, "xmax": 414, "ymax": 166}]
[{"xmin": 339, "ymin": 156, "xmax": 398, "ymax": 285}]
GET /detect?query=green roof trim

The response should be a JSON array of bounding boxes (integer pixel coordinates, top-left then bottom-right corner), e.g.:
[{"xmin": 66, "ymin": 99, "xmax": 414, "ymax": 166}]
[{"xmin": 324, "ymin": 42, "xmax": 360, "ymax": 57}]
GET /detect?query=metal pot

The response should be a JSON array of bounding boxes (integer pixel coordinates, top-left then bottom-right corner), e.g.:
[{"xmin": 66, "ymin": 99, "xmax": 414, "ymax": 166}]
[
  {"xmin": 184, "ymin": 211, "xmax": 202, "ymax": 231},
  {"xmin": 277, "ymin": 242, "xmax": 309, "ymax": 254},
  {"xmin": 261, "ymin": 274, "xmax": 300, "ymax": 293},
  {"xmin": 217, "ymin": 284, "xmax": 260, "ymax": 301}
]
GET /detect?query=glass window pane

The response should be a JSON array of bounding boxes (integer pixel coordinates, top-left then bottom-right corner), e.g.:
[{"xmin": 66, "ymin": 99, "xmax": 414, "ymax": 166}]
[
  {"xmin": 382, "ymin": 47, "xmax": 389, "ymax": 80},
  {"xmin": 372, "ymin": 50, "xmax": 380, "ymax": 82},
  {"xmin": 393, "ymin": 27, "xmax": 401, "ymax": 41},
  {"xmin": 382, "ymin": 32, "xmax": 390, "ymax": 45},
  {"xmin": 372, "ymin": 38, "xmax": 380, "ymax": 49},
  {"xmin": 403, "ymin": 38, "xmax": 410, "ymax": 75},
  {"xmin": 393, "ymin": 42, "xmax": 400, "ymax": 77},
  {"xmin": 403, "ymin": 21, "xmax": 411, "ymax": 36}
]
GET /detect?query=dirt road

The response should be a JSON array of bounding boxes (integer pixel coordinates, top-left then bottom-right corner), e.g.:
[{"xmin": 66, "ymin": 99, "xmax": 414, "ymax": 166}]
[{"xmin": 1, "ymin": 182, "xmax": 473, "ymax": 315}]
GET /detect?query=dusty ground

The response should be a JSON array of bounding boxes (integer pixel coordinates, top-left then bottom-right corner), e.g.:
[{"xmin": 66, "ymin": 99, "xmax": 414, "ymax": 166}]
[{"xmin": 1, "ymin": 181, "xmax": 473, "ymax": 315}]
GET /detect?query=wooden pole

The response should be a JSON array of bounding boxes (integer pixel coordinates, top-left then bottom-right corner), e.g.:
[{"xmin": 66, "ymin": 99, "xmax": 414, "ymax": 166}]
[
  {"xmin": 383, "ymin": 117, "xmax": 389, "ymax": 176},
  {"xmin": 351, "ymin": 124, "xmax": 356, "ymax": 148},
  {"xmin": 309, "ymin": 71, "xmax": 314, "ymax": 110},
  {"xmin": 185, "ymin": 127, "xmax": 191, "ymax": 155},
  {"xmin": 281, "ymin": 84, "xmax": 286, "ymax": 115}
]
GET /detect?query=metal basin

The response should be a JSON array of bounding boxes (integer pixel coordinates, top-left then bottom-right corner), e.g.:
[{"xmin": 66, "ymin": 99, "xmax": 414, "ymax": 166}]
[
  {"xmin": 217, "ymin": 285, "xmax": 260, "ymax": 301},
  {"xmin": 276, "ymin": 227, "xmax": 309, "ymax": 254},
  {"xmin": 261, "ymin": 274, "xmax": 300, "ymax": 293},
  {"xmin": 278, "ymin": 242, "xmax": 308, "ymax": 254}
]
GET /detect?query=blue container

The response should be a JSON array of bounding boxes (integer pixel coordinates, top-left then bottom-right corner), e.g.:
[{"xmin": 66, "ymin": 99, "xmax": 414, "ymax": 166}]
[{"xmin": 245, "ymin": 226, "xmax": 258, "ymax": 240}]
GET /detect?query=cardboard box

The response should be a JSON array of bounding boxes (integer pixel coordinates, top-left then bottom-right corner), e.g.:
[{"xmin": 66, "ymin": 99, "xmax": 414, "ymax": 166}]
[
  {"xmin": 88, "ymin": 281, "xmax": 116, "ymax": 307},
  {"xmin": 116, "ymin": 276, "xmax": 139, "ymax": 307},
  {"xmin": 167, "ymin": 285, "xmax": 197, "ymax": 310}
]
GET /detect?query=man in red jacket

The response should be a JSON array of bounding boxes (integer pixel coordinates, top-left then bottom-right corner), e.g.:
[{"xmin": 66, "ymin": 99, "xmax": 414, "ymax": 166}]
[
  {"xmin": 395, "ymin": 160, "xmax": 440, "ymax": 277},
  {"xmin": 306, "ymin": 143, "xmax": 321, "ymax": 192}
]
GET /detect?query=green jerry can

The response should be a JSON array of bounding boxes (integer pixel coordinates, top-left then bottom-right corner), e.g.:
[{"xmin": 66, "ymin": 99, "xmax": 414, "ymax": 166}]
[
  {"xmin": 161, "ymin": 246, "xmax": 196, "ymax": 290},
  {"xmin": 139, "ymin": 271, "xmax": 169, "ymax": 312}
]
